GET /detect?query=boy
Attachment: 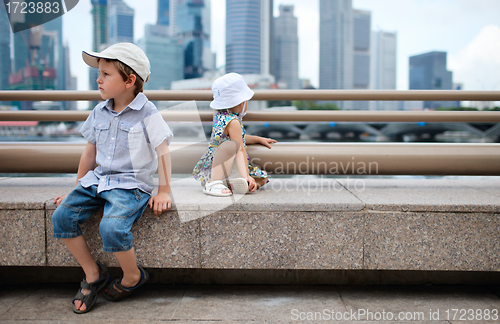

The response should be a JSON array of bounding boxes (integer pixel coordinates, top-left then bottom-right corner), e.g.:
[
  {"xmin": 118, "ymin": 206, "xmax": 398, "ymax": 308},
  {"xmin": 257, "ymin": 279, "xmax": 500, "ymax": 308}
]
[{"xmin": 52, "ymin": 42, "xmax": 173, "ymax": 314}]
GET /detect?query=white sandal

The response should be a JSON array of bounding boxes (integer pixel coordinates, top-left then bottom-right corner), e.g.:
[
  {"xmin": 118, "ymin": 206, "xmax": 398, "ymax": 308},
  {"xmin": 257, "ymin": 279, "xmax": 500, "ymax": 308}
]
[
  {"xmin": 226, "ymin": 177, "xmax": 249, "ymax": 194},
  {"xmin": 203, "ymin": 180, "xmax": 232, "ymax": 197}
]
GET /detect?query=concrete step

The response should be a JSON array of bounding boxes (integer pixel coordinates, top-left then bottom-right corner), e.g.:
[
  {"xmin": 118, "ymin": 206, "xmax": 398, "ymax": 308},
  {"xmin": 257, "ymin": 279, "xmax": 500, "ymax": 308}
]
[{"xmin": 1, "ymin": 176, "xmax": 499, "ymax": 271}]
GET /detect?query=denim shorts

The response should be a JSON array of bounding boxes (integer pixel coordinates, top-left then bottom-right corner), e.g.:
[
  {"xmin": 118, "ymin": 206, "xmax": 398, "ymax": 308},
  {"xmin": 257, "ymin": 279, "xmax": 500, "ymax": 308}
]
[{"xmin": 52, "ymin": 184, "xmax": 150, "ymax": 252}]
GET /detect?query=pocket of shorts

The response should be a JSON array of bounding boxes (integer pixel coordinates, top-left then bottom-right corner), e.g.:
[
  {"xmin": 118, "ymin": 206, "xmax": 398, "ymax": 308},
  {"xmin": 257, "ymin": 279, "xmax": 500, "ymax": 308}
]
[{"xmin": 133, "ymin": 189, "xmax": 150, "ymax": 223}]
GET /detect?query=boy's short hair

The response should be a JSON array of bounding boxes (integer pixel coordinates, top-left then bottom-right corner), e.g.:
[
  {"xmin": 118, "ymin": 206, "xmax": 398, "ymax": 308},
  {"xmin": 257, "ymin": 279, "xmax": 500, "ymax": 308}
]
[{"xmin": 98, "ymin": 58, "xmax": 144, "ymax": 96}]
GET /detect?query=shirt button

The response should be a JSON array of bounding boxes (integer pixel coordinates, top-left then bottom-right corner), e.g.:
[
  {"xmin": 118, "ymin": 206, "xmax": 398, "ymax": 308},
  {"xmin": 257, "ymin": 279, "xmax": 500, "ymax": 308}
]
[
  {"xmin": 111, "ymin": 137, "xmax": 115, "ymax": 140},
  {"xmin": 107, "ymin": 157, "xmax": 111, "ymax": 160}
]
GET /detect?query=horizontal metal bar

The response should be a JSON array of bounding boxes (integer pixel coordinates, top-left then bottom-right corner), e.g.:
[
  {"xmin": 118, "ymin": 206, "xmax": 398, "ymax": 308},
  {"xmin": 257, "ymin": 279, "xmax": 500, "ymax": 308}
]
[
  {"xmin": 2, "ymin": 110, "xmax": 500, "ymax": 123},
  {"xmin": 241, "ymin": 111, "xmax": 500, "ymax": 123},
  {"xmin": 0, "ymin": 90, "xmax": 499, "ymax": 101},
  {"xmin": 1, "ymin": 142, "xmax": 499, "ymax": 175},
  {"xmin": 0, "ymin": 110, "xmax": 92, "ymax": 121}
]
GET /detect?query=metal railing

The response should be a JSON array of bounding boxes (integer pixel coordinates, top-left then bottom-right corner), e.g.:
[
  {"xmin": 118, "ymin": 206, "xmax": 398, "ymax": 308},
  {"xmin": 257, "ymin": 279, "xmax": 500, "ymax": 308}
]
[
  {"xmin": 3, "ymin": 109, "xmax": 500, "ymax": 123},
  {"xmin": 1, "ymin": 142, "xmax": 499, "ymax": 175},
  {"xmin": 1, "ymin": 89, "xmax": 500, "ymax": 101},
  {"xmin": 1, "ymin": 90, "xmax": 500, "ymax": 175}
]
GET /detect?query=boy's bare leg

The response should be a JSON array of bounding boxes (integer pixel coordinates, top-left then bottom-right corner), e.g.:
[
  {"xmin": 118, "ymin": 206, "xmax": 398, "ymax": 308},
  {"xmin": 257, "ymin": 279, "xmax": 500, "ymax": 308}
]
[
  {"xmin": 112, "ymin": 248, "xmax": 142, "ymax": 292},
  {"xmin": 63, "ymin": 236, "xmax": 100, "ymax": 312}
]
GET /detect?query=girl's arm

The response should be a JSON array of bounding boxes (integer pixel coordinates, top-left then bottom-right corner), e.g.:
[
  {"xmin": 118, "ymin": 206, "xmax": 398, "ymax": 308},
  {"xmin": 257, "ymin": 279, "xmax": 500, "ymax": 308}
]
[
  {"xmin": 54, "ymin": 141, "xmax": 96, "ymax": 206},
  {"xmin": 149, "ymin": 140, "xmax": 172, "ymax": 216},
  {"xmin": 226, "ymin": 120, "xmax": 257, "ymax": 192},
  {"xmin": 245, "ymin": 135, "xmax": 277, "ymax": 148}
]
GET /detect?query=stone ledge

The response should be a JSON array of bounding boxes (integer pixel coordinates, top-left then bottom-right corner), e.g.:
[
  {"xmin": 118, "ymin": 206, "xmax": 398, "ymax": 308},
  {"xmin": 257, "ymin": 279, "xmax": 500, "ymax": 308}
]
[
  {"xmin": 338, "ymin": 177, "xmax": 500, "ymax": 213},
  {"xmin": 1, "ymin": 176, "xmax": 499, "ymax": 271}
]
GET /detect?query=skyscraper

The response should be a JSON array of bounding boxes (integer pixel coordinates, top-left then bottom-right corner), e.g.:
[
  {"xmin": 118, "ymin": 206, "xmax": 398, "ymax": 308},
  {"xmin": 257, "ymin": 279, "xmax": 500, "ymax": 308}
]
[
  {"xmin": 175, "ymin": 0, "xmax": 206, "ymax": 79},
  {"xmin": 319, "ymin": 0, "xmax": 353, "ymax": 109},
  {"xmin": 352, "ymin": 10, "xmax": 370, "ymax": 89},
  {"xmin": 273, "ymin": 5, "xmax": 299, "ymax": 89},
  {"xmin": 169, "ymin": 0, "xmax": 176, "ymax": 36},
  {"xmin": 0, "ymin": 4, "xmax": 11, "ymax": 91},
  {"xmin": 137, "ymin": 24, "xmax": 184, "ymax": 90},
  {"xmin": 13, "ymin": 32, "xmax": 29, "ymax": 74},
  {"xmin": 158, "ymin": 0, "xmax": 170, "ymax": 26},
  {"xmin": 352, "ymin": 9, "xmax": 371, "ymax": 109},
  {"xmin": 92, "ymin": 0, "xmax": 108, "ymax": 50},
  {"xmin": 260, "ymin": 0, "xmax": 273, "ymax": 75},
  {"xmin": 157, "ymin": 0, "xmax": 214, "ymax": 79},
  {"xmin": 226, "ymin": 0, "xmax": 260, "ymax": 74},
  {"xmin": 201, "ymin": 0, "xmax": 215, "ymax": 71},
  {"xmin": 13, "ymin": 18, "xmax": 64, "ymax": 92},
  {"xmin": 226, "ymin": 0, "xmax": 273, "ymax": 75},
  {"xmin": 371, "ymin": 30, "xmax": 397, "ymax": 110},
  {"xmin": 90, "ymin": 0, "xmax": 108, "ymax": 92},
  {"xmin": 10, "ymin": 27, "xmax": 57, "ymax": 109},
  {"xmin": 63, "ymin": 45, "xmax": 77, "ymax": 110},
  {"xmin": 43, "ymin": 18, "xmax": 66, "ymax": 93},
  {"xmin": 108, "ymin": 0, "xmax": 134, "ymax": 45},
  {"xmin": 409, "ymin": 51, "xmax": 454, "ymax": 109}
]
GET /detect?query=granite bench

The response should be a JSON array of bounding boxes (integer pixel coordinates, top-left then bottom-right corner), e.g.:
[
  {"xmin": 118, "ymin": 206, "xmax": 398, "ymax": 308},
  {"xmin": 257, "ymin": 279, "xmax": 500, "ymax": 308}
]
[{"xmin": 1, "ymin": 176, "xmax": 499, "ymax": 273}]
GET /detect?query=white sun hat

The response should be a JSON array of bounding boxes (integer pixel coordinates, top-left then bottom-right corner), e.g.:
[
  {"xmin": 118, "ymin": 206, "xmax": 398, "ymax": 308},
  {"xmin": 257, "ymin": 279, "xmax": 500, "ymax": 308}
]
[
  {"xmin": 210, "ymin": 73, "xmax": 255, "ymax": 110},
  {"xmin": 82, "ymin": 42, "xmax": 150, "ymax": 82}
]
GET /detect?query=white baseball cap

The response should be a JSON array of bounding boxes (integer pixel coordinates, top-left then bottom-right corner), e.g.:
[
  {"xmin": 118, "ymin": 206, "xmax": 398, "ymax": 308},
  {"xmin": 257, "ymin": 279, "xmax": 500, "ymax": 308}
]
[
  {"xmin": 210, "ymin": 73, "xmax": 255, "ymax": 110},
  {"xmin": 82, "ymin": 42, "xmax": 150, "ymax": 82}
]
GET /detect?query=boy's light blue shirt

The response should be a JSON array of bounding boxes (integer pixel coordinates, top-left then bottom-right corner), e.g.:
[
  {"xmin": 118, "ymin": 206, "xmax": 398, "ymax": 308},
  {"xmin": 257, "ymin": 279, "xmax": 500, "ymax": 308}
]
[{"xmin": 79, "ymin": 92, "xmax": 173, "ymax": 194}]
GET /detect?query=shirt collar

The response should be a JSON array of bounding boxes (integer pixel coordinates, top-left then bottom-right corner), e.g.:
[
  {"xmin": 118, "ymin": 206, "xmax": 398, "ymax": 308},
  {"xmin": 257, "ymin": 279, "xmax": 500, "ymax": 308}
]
[{"xmin": 100, "ymin": 92, "xmax": 148, "ymax": 112}]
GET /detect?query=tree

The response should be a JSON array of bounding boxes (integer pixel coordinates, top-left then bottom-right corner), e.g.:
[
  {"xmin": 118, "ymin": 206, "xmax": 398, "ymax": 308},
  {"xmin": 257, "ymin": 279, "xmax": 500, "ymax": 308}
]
[{"xmin": 293, "ymin": 101, "xmax": 340, "ymax": 110}]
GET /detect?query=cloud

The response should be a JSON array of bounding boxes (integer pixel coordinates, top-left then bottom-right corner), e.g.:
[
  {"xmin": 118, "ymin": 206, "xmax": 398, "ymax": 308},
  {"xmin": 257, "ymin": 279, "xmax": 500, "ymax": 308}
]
[
  {"xmin": 293, "ymin": 1, "xmax": 319, "ymax": 88},
  {"xmin": 211, "ymin": 0, "xmax": 225, "ymax": 68},
  {"xmin": 133, "ymin": 0, "xmax": 158, "ymax": 39},
  {"xmin": 449, "ymin": 24, "xmax": 500, "ymax": 90}
]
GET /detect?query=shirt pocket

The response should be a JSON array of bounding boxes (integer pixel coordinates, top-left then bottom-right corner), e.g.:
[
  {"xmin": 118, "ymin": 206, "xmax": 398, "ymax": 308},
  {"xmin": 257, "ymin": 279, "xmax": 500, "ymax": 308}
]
[
  {"xmin": 94, "ymin": 121, "xmax": 111, "ymax": 146},
  {"xmin": 118, "ymin": 122, "xmax": 144, "ymax": 151}
]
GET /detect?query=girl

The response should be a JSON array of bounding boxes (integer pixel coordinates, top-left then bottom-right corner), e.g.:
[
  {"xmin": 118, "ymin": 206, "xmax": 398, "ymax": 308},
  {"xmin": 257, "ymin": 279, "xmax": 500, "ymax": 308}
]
[{"xmin": 193, "ymin": 73, "xmax": 276, "ymax": 196}]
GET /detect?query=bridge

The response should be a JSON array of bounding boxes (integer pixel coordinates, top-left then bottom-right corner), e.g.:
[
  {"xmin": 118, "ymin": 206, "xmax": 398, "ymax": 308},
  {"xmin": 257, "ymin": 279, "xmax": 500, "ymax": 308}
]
[{"xmin": 243, "ymin": 121, "xmax": 500, "ymax": 142}]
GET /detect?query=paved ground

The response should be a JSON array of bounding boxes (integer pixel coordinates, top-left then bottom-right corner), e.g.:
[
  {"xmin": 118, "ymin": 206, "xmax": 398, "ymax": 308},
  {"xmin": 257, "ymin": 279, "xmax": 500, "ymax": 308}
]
[{"xmin": 1, "ymin": 284, "xmax": 500, "ymax": 323}]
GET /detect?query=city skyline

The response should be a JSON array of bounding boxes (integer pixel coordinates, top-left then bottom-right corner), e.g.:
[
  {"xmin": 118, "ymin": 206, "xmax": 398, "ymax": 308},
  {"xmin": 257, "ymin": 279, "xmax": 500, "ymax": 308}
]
[{"xmin": 30, "ymin": 0, "xmax": 500, "ymax": 99}]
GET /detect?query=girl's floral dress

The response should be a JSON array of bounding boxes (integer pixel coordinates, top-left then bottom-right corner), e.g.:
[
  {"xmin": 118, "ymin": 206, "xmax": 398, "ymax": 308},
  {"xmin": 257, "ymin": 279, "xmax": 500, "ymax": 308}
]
[{"xmin": 193, "ymin": 110, "xmax": 268, "ymax": 186}]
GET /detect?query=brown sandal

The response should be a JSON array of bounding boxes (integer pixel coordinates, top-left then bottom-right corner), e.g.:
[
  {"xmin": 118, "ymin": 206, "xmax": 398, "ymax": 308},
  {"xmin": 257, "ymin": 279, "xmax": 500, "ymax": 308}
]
[
  {"xmin": 102, "ymin": 265, "xmax": 149, "ymax": 302},
  {"xmin": 72, "ymin": 261, "xmax": 110, "ymax": 314}
]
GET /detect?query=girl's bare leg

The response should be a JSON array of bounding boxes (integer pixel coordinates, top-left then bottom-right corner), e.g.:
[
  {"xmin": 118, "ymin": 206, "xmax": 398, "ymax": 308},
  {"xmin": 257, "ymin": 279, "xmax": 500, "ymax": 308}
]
[{"xmin": 210, "ymin": 141, "xmax": 239, "ymax": 193}]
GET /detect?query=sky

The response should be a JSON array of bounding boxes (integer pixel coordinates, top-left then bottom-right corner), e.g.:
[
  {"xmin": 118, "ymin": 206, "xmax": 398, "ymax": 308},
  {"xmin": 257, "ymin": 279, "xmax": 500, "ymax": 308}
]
[{"xmin": 60, "ymin": 0, "xmax": 500, "ymax": 94}]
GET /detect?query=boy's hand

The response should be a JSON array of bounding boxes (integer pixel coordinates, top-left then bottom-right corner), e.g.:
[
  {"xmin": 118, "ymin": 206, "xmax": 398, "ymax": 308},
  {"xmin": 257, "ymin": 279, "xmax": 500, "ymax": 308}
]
[
  {"xmin": 246, "ymin": 176, "xmax": 257, "ymax": 193},
  {"xmin": 53, "ymin": 195, "xmax": 67, "ymax": 207},
  {"xmin": 149, "ymin": 192, "xmax": 172, "ymax": 216},
  {"xmin": 257, "ymin": 137, "xmax": 277, "ymax": 148}
]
